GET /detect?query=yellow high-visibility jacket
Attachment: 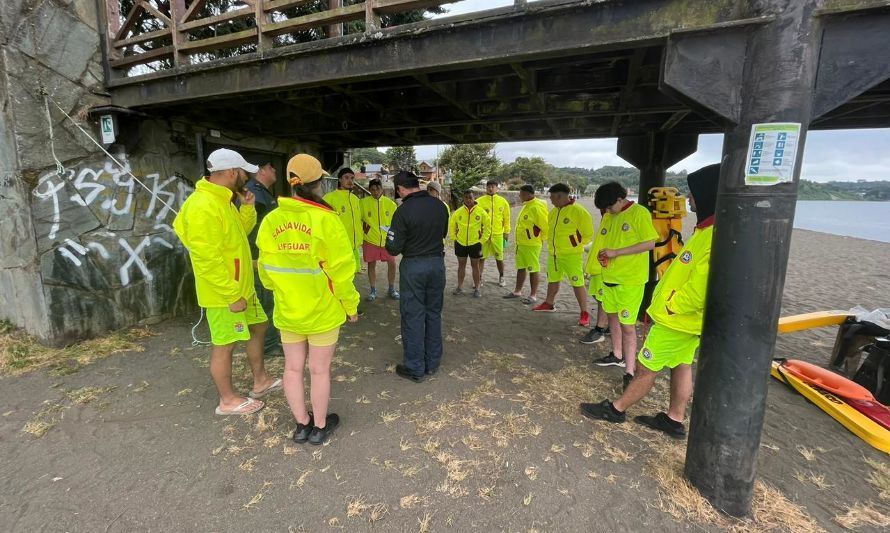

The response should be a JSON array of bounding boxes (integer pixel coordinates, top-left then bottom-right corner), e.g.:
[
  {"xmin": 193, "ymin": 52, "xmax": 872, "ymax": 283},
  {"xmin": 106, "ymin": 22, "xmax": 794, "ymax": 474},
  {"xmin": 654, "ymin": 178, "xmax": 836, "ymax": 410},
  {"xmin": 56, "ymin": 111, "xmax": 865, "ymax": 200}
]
[
  {"xmin": 450, "ymin": 203, "xmax": 490, "ymax": 246},
  {"xmin": 256, "ymin": 196, "xmax": 360, "ymax": 333},
  {"xmin": 515, "ymin": 198, "xmax": 549, "ymax": 246},
  {"xmin": 323, "ymin": 189, "xmax": 363, "ymax": 249},
  {"xmin": 647, "ymin": 219, "xmax": 714, "ymax": 335},
  {"xmin": 173, "ymin": 178, "xmax": 256, "ymax": 308},
  {"xmin": 584, "ymin": 217, "xmax": 609, "ymax": 276},
  {"xmin": 360, "ymin": 195, "xmax": 398, "ymax": 247},
  {"xmin": 476, "ymin": 193, "xmax": 511, "ymax": 236},
  {"xmin": 547, "ymin": 201, "xmax": 594, "ymax": 257}
]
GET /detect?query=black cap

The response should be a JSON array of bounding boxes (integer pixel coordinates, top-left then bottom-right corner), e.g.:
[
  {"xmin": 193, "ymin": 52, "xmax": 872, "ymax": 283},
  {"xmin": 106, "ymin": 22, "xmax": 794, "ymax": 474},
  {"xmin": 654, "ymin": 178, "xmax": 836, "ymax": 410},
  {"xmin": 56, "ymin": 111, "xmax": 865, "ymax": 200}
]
[{"xmin": 393, "ymin": 171, "xmax": 420, "ymax": 189}]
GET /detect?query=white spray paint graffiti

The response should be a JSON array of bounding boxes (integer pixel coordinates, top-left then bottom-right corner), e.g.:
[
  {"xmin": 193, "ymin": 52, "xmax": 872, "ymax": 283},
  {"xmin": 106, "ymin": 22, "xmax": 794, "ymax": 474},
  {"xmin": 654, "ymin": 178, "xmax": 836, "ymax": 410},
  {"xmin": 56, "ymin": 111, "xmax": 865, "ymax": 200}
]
[{"xmin": 32, "ymin": 158, "xmax": 193, "ymax": 287}]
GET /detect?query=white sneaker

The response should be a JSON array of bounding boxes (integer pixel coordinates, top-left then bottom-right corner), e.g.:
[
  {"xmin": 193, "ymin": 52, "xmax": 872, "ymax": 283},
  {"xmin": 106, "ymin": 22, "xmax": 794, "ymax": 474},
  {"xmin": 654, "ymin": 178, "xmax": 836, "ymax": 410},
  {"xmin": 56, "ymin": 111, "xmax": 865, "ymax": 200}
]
[{"xmin": 498, "ymin": 276, "xmax": 506, "ymax": 287}]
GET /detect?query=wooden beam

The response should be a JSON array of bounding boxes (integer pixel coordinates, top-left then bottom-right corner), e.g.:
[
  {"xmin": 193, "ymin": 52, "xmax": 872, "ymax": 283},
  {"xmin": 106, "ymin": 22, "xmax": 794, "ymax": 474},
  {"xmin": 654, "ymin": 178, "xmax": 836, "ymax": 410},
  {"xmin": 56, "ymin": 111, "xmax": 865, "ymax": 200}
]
[
  {"xmin": 139, "ymin": 0, "xmax": 172, "ymax": 27},
  {"xmin": 256, "ymin": 0, "xmax": 272, "ymax": 52},
  {"xmin": 170, "ymin": 0, "xmax": 189, "ymax": 67},
  {"xmin": 328, "ymin": 0, "xmax": 344, "ymax": 38},
  {"xmin": 264, "ymin": 0, "xmax": 318, "ymax": 12},
  {"xmin": 372, "ymin": 0, "xmax": 453, "ymax": 15},
  {"xmin": 262, "ymin": 3, "xmax": 364, "ymax": 37},
  {"xmin": 115, "ymin": 1, "xmax": 146, "ymax": 40},
  {"xmin": 109, "ymin": 46, "xmax": 175, "ymax": 69},
  {"xmin": 114, "ymin": 27, "xmax": 173, "ymax": 48},
  {"xmin": 178, "ymin": 28, "xmax": 259, "ymax": 54},
  {"xmin": 179, "ymin": 5, "xmax": 254, "ymax": 32},
  {"xmin": 181, "ymin": 0, "xmax": 209, "ymax": 23}
]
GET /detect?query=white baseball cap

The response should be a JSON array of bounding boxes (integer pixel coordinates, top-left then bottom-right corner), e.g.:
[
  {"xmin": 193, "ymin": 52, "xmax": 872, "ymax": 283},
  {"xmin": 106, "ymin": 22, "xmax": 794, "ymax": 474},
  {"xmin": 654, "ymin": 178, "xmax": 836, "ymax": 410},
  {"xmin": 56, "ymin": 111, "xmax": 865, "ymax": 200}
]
[{"xmin": 206, "ymin": 148, "xmax": 259, "ymax": 173}]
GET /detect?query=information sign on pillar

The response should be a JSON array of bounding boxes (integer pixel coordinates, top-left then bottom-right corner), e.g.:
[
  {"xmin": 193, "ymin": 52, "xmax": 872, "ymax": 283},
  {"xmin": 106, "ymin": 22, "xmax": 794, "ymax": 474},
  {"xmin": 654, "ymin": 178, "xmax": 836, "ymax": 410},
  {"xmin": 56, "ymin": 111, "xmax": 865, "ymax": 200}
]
[
  {"xmin": 744, "ymin": 123, "xmax": 801, "ymax": 186},
  {"xmin": 99, "ymin": 115, "xmax": 117, "ymax": 145}
]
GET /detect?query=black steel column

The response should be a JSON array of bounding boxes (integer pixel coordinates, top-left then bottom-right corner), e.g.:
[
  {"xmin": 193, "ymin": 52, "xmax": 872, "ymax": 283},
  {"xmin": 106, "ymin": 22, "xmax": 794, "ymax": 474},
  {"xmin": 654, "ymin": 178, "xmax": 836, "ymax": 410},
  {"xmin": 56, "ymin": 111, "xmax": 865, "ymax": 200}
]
[{"xmin": 682, "ymin": 0, "xmax": 821, "ymax": 517}]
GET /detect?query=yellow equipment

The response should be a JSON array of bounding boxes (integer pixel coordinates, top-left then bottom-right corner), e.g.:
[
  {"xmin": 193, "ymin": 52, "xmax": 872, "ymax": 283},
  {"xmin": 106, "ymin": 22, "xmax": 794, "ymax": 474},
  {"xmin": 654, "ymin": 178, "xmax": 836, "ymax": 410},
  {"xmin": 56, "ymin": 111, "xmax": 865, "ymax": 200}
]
[{"xmin": 647, "ymin": 187, "xmax": 687, "ymax": 279}]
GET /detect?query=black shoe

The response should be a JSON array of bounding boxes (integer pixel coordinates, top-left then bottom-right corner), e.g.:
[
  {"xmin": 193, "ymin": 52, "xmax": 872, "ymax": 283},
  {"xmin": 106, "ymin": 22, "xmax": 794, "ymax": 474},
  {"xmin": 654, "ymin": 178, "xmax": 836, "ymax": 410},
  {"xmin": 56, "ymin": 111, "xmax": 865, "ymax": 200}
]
[
  {"xmin": 308, "ymin": 413, "xmax": 340, "ymax": 445},
  {"xmin": 580, "ymin": 327, "xmax": 606, "ymax": 345},
  {"xmin": 635, "ymin": 412, "xmax": 686, "ymax": 440},
  {"xmin": 425, "ymin": 367, "xmax": 439, "ymax": 376},
  {"xmin": 579, "ymin": 400, "xmax": 626, "ymax": 423},
  {"xmin": 623, "ymin": 373, "xmax": 634, "ymax": 391},
  {"xmin": 604, "ymin": 327, "xmax": 611, "ymax": 336},
  {"xmin": 291, "ymin": 413, "xmax": 314, "ymax": 444},
  {"xmin": 395, "ymin": 364, "xmax": 426, "ymax": 383},
  {"xmin": 594, "ymin": 352, "xmax": 626, "ymax": 368}
]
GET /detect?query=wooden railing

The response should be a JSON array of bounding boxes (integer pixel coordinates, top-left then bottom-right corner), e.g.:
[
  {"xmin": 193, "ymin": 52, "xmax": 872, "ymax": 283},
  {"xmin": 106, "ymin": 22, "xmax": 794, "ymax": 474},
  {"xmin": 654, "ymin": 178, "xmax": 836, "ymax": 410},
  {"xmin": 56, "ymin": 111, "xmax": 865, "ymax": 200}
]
[{"xmin": 104, "ymin": 0, "xmax": 464, "ymax": 73}]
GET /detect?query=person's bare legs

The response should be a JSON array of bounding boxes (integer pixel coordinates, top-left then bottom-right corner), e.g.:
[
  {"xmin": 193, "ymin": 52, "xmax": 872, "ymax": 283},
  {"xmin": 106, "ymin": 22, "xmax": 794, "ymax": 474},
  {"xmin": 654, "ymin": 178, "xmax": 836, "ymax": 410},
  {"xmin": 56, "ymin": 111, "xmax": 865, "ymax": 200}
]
[
  {"xmin": 457, "ymin": 256, "xmax": 468, "ymax": 290},
  {"xmin": 572, "ymin": 285, "xmax": 588, "ymax": 315},
  {"xmin": 470, "ymin": 258, "xmax": 482, "ymax": 289},
  {"xmin": 367, "ymin": 261, "xmax": 377, "ymax": 291},
  {"xmin": 386, "ymin": 259, "xmax": 396, "ymax": 289},
  {"xmin": 608, "ymin": 313, "xmax": 623, "ymax": 359},
  {"xmin": 495, "ymin": 259, "xmax": 505, "ymax": 278},
  {"xmin": 529, "ymin": 272, "xmax": 540, "ymax": 301},
  {"xmin": 611, "ymin": 365, "xmax": 658, "ymax": 412},
  {"xmin": 667, "ymin": 364, "xmax": 693, "ymax": 423},
  {"xmin": 246, "ymin": 321, "xmax": 275, "ymax": 394},
  {"xmin": 544, "ymin": 281, "xmax": 560, "ymax": 305},
  {"xmin": 596, "ymin": 305, "xmax": 608, "ymax": 329},
  {"xmin": 282, "ymin": 341, "xmax": 310, "ymax": 425},
  {"xmin": 479, "ymin": 258, "xmax": 486, "ymax": 279},
  {"xmin": 308, "ymin": 344, "xmax": 336, "ymax": 428},
  {"xmin": 621, "ymin": 323, "xmax": 638, "ymax": 375},
  {"xmin": 511, "ymin": 269, "xmax": 527, "ymax": 296},
  {"xmin": 210, "ymin": 343, "xmax": 245, "ymax": 410}
]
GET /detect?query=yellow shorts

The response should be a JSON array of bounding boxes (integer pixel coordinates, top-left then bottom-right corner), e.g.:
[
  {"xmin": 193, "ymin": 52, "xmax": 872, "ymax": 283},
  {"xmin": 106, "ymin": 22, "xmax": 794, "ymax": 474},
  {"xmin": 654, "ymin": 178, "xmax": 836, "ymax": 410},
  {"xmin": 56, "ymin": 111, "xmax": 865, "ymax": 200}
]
[
  {"xmin": 601, "ymin": 283, "xmax": 645, "ymax": 325},
  {"xmin": 588, "ymin": 274, "xmax": 605, "ymax": 301},
  {"xmin": 482, "ymin": 235, "xmax": 505, "ymax": 261},
  {"xmin": 281, "ymin": 327, "xmax": 341, "ymax": 347},
  {"xmin": 206, "ymin": 294, "xmax": 268, "ymax": 346},
  {"xmin": 638, "ymin": 323, "xmax": 700, "ymax": 372},
  {"xmin": 547, "ymin": 254, "xmax": 584, "ymax": 287},
  {"xmin": 515, "ymin": 244, "xmax": 542, "ymax": 272}
]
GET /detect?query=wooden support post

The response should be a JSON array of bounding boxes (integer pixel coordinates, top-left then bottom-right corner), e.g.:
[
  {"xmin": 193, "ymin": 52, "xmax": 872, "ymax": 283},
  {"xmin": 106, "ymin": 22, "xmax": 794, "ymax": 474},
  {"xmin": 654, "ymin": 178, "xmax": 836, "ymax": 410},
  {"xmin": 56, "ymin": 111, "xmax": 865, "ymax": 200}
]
[
  {"xmin": 105, "ymin": 0, "xmax": 122, "ymax": 61},
  {"xmin": 170, "ymin": 0, "xmax": 188, "ymax": 68},
  {"xmin": 256, "ymin": 0, "xmax": 272, "ymax": 51},
  {"xmin": 328, "ymin": 0, "xmax": 343, "ymax": 37},
  {"xmin": 365, "ymin": 0, "xmax": 381, "ymax": 33}
]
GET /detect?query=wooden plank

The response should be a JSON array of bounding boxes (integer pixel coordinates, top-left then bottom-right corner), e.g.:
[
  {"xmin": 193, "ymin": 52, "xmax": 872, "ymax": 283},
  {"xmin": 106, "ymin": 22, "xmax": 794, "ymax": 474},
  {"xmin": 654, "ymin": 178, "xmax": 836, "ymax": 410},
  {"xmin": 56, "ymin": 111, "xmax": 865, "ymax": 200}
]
[
  {"xmin": 372, "ymin": 0, "xmax": 453, "ymax": 15},
  {"xmin": 109, "ymin": 45, "xmax": 175, "ymax": 69},
  {"xmin": 262, "ymin": 3, "xmax": 364, "ymax": 37},
  {"xmin": 115, "ymin": 1, "xmax": 146, "ymax": 40},
  {"xmin": 179, "ymin": 6, "xmax": 254, "ymax": 31},
  {"xmin": 181, "ymin": 0, "xmax": 209, "ymax": 23},
  {"xmin": 114, "ymin": 27, "xmax": 172, "ymax": 48},
  {"xmin": 140, "ymin": 0, "xmax": 172, "ymax": 27},
  {"xmin": 328, "ymin": 0, "xmax": 343, "ymax": 38},
  {"xmin": 264, "ymin": 0, "xmax": 319, "ymax": 12},
  {"xmin": 178, "ymin": 28, "xmax": 259, "ymax": 53},
  {"xmin": 170, "ymin": 0, "xmax": 188, "ymax": 67}
]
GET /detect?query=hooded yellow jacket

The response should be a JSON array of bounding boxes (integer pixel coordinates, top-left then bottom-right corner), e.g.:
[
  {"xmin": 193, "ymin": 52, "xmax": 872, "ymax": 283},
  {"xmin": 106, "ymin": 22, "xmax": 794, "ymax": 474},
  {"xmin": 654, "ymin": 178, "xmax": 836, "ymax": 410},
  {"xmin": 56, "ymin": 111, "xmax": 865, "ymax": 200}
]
[
  {"xmin": 515, "ymin": 198, "xmax": 549, "ymax": 246},
  {"xmin": 584, "ymin": 216, "xmax": 609, "ymax": 276},
  {"xmin": 360, "ymin": 195, "xmax": 398, "ymax": 247},
  {"xmin": 256, "ymin": 197, "xmax": 360, "ymax": 334},
  {"xmin": 647, "ymin": 219, "xmax": 714, "ymax": 335},
  {"xmin": 323, "ymin": 189, "xmax": 363, "ymax": 249},
  {"xmin": 476, "ymin": 194, "xmax": 511, "ymax": 236},
  {"xmin": 450, "ymin": 203, "xmax": 491, "ymax": 246},
  {"xmin": 547, "ymin": 201, "xmax": 594, "ymax": 257},
  {"xmin": 173, "ymin": 178, "xmax": 256, "ymax": 308}
]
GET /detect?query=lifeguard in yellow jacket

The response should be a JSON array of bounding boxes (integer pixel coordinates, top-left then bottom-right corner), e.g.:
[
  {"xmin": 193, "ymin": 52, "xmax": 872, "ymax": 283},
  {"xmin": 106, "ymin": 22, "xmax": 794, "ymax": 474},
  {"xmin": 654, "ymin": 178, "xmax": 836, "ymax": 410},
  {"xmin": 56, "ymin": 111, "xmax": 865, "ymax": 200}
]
[
  {"xmin": 359, "ymin": 179, "xmax": 400, "ymax": 301},
  {"xmin": 323, "ymin": 168, "xmax": 363, "ymax": 271},
  {"xmin": 533, "ymin": 183, "xmax": 594, "ymax": 328},
  {"xmin": 476, "ymin": 180, "xmax": 512, "ymax": 287},
  {"xmin": 257, "ymin": 154, "xmax": 360, "ymax": 445},
  {"xmin": 173, "ymin": 148, "xmax": 280, "ymax": 417},
  {"xmin": 504, "ymin": 185, "xmax": 548, "ymax": 304},
  {"xmin": 580, "ymin": 164, "xmax": 721, "ymax": 441},
  {"xmin": 450, "ymin": 189, "xmax": 490, "ymax": 298}
]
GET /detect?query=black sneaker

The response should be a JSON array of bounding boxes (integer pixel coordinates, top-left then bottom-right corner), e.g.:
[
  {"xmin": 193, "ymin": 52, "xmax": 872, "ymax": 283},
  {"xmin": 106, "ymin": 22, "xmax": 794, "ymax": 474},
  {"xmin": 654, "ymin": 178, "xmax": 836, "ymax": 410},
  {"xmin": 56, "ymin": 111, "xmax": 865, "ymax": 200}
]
[
  {"xmin": 291, "ymin": 413, "xmax": 314, "ymax": 444},
  {"xmin": 580, "ymin": 327, "xmax": 606, "ymax": 345},
  {"xmin": 395, "ymin": 364, "xmax": 426, "ymax": 383},
  {"xmin": 604, "ymin": 327, "xmax": 611, "ymax": 336},
  {"xmin": 579, "ymin": 400, "xmax": 626, "ymax": 423},
  {"xmin": 623, "ymin": 373, "xmax": 634, "ymax": 391},
  {"xmin": 308, "ymin": 413, "xmax": 340, "ymax": 445},
  {"xmin": 635, "ymin": 412, "xmax": 686, "ymax": 440},
  {"xmin": 594, "ymin": 352, "xmax": 626, "ymax": 368}
]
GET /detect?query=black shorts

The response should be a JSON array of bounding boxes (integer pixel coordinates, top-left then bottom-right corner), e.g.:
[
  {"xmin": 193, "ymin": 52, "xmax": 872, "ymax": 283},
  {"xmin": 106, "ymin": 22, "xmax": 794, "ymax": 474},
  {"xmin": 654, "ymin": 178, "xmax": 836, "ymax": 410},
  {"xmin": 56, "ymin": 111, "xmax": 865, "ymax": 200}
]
[{"xmin": 454, "ymin": 242, "xmax": 482, "ymax": 259}]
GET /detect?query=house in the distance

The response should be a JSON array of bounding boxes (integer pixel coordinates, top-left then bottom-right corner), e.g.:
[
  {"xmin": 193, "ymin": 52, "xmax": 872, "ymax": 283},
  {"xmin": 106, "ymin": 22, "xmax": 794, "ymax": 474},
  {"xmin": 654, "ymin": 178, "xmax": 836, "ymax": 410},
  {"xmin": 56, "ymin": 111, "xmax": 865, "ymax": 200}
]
[
  {"xmin": 417, "ymin": 161, "xmax": 442, "ymax": 182},
  {"xmin": 356, "ymin": 163, "xmax": 388, "ymax": 182}
]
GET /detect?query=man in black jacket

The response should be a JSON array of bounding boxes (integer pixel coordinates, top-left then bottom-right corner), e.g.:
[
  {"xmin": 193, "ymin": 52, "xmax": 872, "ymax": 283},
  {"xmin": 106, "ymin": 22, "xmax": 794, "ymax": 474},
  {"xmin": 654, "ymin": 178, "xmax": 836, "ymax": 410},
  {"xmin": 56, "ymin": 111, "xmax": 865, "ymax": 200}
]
[{"xmin": 386, "ymin": 171, "xmax": 449, "ymax": 382}]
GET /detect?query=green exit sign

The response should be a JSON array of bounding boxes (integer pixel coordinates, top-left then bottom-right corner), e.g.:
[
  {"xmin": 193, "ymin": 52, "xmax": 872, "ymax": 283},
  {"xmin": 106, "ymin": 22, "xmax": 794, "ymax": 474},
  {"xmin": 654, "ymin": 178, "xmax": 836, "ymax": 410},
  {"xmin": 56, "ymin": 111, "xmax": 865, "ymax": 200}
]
[{"xmin": 100, "ymin": 115, "xmax": 116, "ymax": 144}]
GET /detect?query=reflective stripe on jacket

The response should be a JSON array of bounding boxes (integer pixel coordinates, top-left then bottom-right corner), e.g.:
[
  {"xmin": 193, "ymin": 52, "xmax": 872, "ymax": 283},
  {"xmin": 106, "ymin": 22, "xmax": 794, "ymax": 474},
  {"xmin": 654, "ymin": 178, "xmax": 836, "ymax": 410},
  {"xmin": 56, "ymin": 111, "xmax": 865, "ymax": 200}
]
[{"xmin": 173, "ymin": 178, "xmax": 256, "ymax": 308}]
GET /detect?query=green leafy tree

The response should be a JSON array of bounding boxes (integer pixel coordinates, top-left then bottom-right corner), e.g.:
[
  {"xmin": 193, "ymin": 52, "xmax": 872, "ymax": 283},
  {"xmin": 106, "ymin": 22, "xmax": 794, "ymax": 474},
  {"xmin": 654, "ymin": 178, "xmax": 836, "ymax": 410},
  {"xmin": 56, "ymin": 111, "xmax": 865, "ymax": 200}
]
[
  {"xmin": 438, "ymin": 143, "xmax": 500, "ymax": 179},
  {"xmin": 385, "ymin": 146, "xmax": 418, "ymax": 172},
  {"xmin": 350, "ymin": 147, "xmax": 387, "ymax": 166},
  {"xmin": 499, "ymin": 156, "xmax": 552, "ymax": 191}
]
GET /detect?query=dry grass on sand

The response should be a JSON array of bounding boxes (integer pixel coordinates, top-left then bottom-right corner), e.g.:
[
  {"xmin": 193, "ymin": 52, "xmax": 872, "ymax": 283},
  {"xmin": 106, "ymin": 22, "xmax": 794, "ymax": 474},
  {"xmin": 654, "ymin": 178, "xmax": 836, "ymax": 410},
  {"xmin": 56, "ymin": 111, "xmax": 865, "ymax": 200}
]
[{"xmin": 0, "ymin": 320, "xmax": 152, "ymax": 376}]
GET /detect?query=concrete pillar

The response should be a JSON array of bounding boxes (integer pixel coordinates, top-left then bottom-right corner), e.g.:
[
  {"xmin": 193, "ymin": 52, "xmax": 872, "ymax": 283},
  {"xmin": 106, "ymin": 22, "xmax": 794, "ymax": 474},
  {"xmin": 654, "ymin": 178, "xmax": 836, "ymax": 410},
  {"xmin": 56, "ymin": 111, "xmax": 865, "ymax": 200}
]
[{"xmin": 616, "ymin": 131, "xmax": 697, "ymax": 203}]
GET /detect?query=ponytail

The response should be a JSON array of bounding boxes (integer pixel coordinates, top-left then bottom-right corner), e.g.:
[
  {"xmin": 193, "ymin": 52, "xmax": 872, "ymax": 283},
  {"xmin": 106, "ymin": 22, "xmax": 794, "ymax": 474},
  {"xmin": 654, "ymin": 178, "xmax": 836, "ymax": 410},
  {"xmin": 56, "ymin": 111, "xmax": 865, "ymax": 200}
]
[{"xmin": 293, "ymin": 182, "xmax": 332, "ymax": 209}]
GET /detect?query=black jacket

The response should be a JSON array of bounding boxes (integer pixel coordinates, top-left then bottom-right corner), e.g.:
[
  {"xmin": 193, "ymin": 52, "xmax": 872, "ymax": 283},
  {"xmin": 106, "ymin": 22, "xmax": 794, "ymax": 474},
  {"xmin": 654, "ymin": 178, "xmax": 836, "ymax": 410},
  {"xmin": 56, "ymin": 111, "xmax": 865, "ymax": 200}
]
[{"xmin": 386, "ymin": 191, "xmax": 448, "ymax": 258}]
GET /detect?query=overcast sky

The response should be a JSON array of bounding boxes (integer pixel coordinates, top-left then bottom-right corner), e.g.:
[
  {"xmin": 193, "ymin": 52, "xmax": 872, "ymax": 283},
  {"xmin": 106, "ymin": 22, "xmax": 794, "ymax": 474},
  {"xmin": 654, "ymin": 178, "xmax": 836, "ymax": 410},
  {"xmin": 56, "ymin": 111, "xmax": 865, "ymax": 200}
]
[{"xmin": 409, "ymin": 1, "xmax": 890, "ymax": 182}]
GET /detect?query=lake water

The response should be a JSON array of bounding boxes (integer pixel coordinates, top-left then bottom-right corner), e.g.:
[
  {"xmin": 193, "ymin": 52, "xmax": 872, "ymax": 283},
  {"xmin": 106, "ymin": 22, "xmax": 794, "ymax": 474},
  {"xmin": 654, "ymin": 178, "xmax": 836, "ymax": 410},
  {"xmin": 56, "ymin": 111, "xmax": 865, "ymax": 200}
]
[{"xmin": 793, "ymin": 201, "xmax": 890, "ymax": 243}]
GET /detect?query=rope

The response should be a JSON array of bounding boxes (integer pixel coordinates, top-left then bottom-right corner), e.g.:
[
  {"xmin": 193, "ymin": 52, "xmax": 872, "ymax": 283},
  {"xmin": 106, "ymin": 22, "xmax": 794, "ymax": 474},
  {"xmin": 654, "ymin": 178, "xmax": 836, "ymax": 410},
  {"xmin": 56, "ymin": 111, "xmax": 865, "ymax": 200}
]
[{"xmin": 43, "ymin": 95, "xmax": 180, "ymax": 216}]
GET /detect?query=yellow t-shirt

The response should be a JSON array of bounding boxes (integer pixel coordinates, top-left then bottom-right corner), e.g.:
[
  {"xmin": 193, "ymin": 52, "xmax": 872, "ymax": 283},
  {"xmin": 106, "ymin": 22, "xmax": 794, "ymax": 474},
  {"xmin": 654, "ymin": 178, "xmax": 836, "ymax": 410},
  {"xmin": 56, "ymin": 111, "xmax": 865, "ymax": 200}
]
[
  {"xmin": 360, "ymin": 195, "xmax": 398, "ymax": 247},
  {"xmin": 600, "ymin": 202, "xmax": 658, "ymax": 285}
]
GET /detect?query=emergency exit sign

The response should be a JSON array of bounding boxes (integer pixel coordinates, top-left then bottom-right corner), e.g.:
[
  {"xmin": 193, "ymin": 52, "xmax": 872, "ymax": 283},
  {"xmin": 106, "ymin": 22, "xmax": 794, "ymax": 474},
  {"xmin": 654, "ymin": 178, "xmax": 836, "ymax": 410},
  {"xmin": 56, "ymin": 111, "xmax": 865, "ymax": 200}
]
[{"xmin": 100, "ymin": 115, "xmax": 115, "ymax": 144}]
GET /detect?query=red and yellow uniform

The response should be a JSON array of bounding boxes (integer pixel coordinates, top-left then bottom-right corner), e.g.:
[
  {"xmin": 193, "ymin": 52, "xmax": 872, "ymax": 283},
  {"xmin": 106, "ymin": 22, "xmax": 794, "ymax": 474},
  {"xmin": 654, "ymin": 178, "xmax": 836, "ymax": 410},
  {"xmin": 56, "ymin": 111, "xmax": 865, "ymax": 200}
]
[
  {"xmin": 546, "ymin": 200, "xmax": 594, "ymax": 287},
  {"xmin": 515, "ymin": 197, "xmax": 548, "ymax": 272},
  {"xmin": 450, "ymin": 203, "xmax": 490, "ymax": 247}
]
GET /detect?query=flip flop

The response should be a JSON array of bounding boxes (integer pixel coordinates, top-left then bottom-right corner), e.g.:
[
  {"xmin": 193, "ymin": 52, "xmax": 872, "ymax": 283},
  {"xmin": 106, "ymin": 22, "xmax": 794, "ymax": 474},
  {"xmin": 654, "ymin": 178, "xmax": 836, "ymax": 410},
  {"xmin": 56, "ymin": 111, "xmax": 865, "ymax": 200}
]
[
  {"xmin": 215, "ymin": 397, "xmax": 264, "ymax": 416},
  {"xmin": 502, "ymin": 293, "xmax": 521, "ymax": 299},
  {"xmin": 249, "ymin": 378, "xmax": 283, "ymax": 399}
]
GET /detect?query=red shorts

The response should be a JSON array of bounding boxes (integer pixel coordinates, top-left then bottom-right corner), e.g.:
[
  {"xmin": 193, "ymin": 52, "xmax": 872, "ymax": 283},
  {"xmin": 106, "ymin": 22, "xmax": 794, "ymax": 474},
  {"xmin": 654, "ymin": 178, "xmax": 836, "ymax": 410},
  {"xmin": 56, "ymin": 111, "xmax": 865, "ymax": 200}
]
[{"xmin": 362, "ymin": 242, "xmax": 394, "ymax": 263}]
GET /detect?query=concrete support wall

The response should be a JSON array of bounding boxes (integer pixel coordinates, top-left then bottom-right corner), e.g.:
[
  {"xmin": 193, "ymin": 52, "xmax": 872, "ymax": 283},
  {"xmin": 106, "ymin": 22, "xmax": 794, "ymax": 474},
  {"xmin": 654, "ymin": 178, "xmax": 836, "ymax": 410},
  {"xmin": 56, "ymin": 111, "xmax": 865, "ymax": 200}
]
[{"xmin": 0, "ymin": 2, "xmax": 313, "ymax": 345}]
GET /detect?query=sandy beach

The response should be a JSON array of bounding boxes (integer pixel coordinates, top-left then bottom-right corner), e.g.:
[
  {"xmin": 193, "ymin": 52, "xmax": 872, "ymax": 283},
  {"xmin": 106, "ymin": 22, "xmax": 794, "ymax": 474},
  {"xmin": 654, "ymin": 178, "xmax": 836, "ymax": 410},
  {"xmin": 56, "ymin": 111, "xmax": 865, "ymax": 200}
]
[{"xmin": 1, "ymin": 196, "xmax": 888, "ymax": 532}]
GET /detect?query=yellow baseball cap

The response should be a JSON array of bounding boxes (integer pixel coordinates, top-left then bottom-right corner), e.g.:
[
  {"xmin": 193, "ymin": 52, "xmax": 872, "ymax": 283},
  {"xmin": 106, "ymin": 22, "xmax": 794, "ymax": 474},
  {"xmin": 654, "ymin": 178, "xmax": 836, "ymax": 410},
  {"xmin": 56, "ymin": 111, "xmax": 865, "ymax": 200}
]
[{"xmin": 287, "ymin": 154, "xmax": 329, "ymax": 186}]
